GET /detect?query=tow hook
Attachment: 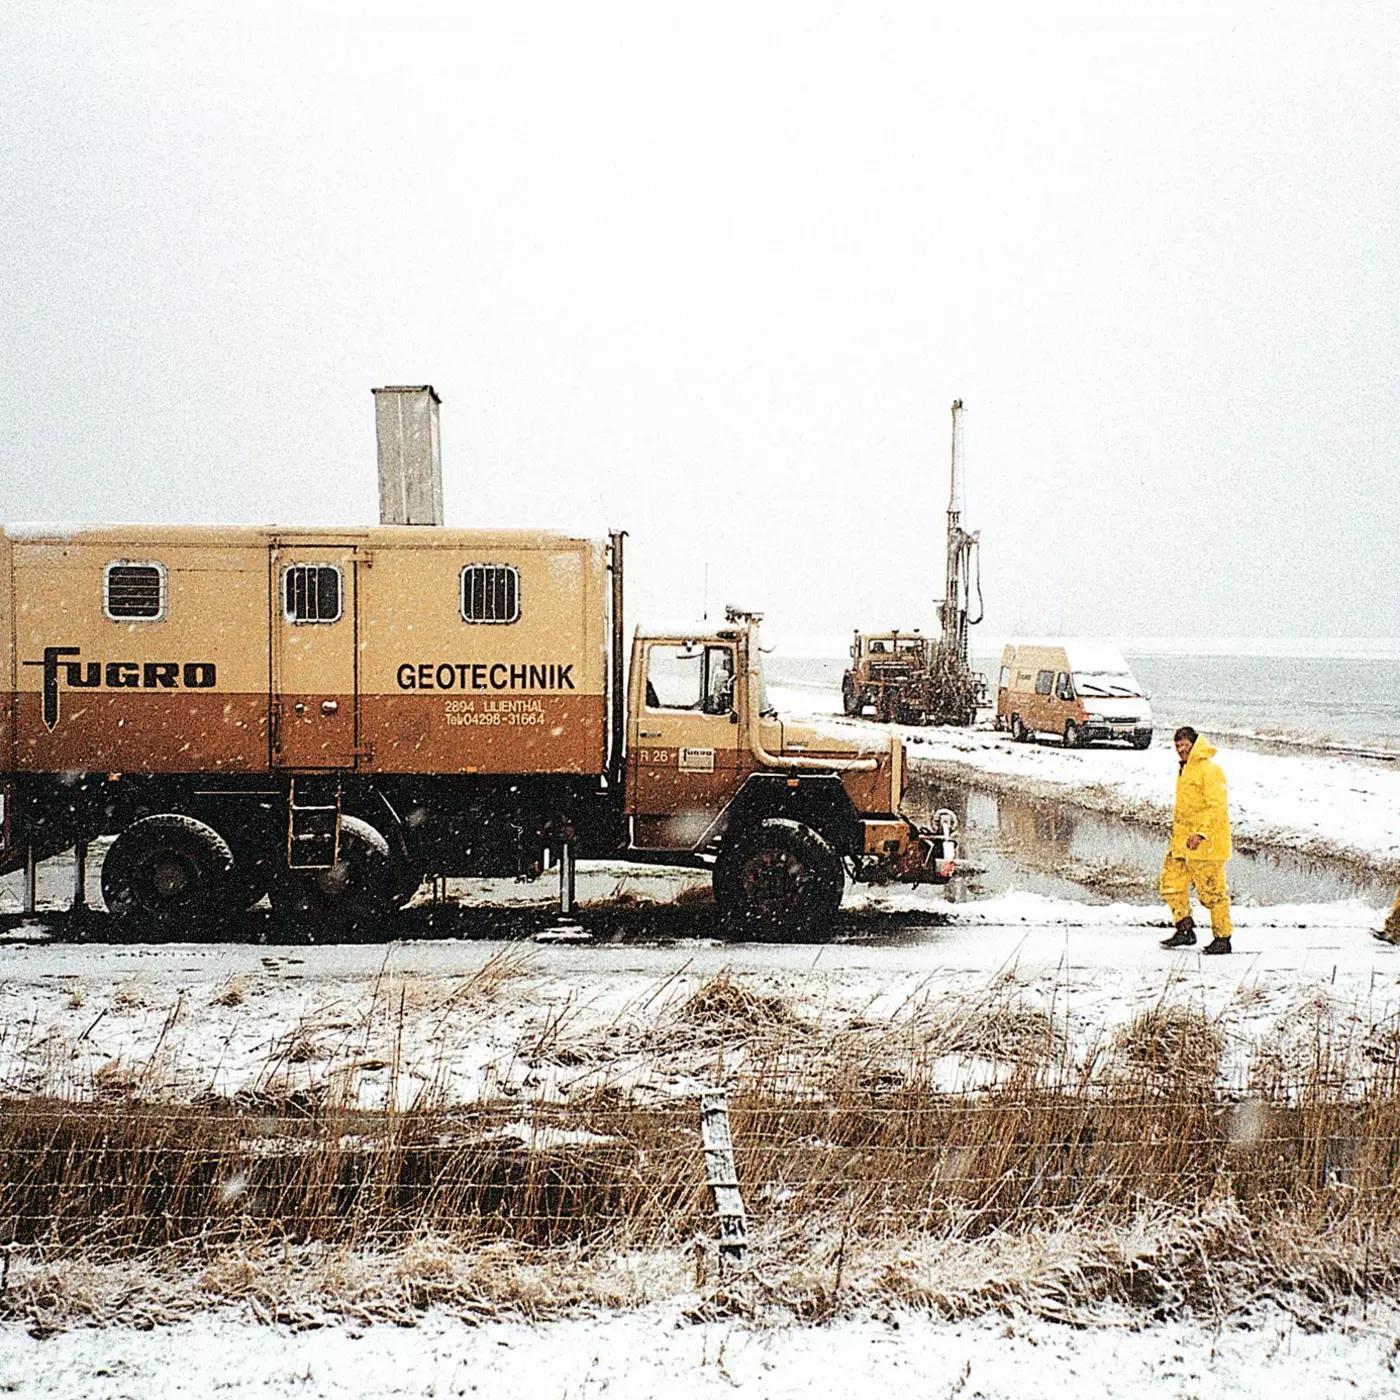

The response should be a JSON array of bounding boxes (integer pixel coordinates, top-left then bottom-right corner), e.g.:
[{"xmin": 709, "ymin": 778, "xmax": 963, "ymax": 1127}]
[
  {"xmin": 880, "ymin": 808, "xmax": 958, "ymax": 885},
  {"xmin": 928, "ymin": 807, "xmax": 959, "ymax": 881}
]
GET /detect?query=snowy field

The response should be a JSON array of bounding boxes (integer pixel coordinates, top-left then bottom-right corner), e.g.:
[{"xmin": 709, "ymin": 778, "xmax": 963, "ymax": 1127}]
[
  {"xmin": 0, "ymin": 887, "xmax": 1396, "ymax": 1108},
  {"xmin": 772, "ymin": 685, "xmax": 1400, "ymax": 878},
  {"xmin": 4, "ymin": 1302, "xmax": 1400, "ymax": 1400}
]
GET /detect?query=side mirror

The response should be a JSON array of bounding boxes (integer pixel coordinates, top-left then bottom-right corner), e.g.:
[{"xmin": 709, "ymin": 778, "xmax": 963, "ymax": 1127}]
[{"xmin": 729, "ymin": 710, "xmax": 740, "ymax": 724}]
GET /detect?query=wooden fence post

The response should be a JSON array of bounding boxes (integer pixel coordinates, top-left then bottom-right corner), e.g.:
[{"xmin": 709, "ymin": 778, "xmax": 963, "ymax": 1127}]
[{"xmin": 700, "ymin": 1091, "xmax": 747, "ymax": 1264}]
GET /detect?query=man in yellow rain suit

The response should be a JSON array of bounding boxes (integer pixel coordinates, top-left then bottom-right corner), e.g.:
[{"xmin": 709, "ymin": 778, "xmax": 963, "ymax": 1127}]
[
  {"xmin": 1159, "ymin": 726, "xmax": 1233, "ymax": 955},
  {"xmin": 1374, "ymin": 887, "xmax": 1400, "ymax": 945}
]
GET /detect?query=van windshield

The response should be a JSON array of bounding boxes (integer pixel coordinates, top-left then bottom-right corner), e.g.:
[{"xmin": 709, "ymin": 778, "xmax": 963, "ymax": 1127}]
[{"xmin": 1072, "ymin": 669, "xmax": 1142, "ymax": 699}]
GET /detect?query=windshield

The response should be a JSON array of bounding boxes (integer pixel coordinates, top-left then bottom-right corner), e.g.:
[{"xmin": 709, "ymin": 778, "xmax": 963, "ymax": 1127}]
[{"xmin": 1071, "ymin": 669, "xmax": 1143, "ymax": 699}]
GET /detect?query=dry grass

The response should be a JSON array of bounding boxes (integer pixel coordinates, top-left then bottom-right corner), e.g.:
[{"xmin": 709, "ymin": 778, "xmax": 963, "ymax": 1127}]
[
  {"xmin": 1, "ymin": 982, "xmax": 1399, "ymax": 1333},
  {"xmin": 1114, "ymin": 1004, "xmax": 1225, "ymax": 1083},
  {"xmin": 675, "ymin": 972, "xmax": 805, "ymax": 1032}
]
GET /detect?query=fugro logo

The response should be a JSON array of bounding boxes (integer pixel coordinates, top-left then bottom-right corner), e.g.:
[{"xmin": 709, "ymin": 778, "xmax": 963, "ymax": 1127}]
[{"xmin": 23, "ymin": 646, "xmax": 217, "ymax": 731}]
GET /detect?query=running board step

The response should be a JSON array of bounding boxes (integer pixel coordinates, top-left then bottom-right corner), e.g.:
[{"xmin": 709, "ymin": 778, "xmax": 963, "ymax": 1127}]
[{"xmin": 287, "ymin": 778, "xmax": 342, "ymax": 871}]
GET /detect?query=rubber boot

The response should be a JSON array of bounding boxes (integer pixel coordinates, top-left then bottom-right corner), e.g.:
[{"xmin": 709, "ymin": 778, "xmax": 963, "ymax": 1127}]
[
  {"xmin": 1202, "ymin": 936, "xmax": 1232, "ymax": 955},
  {"xmin": 1160, "ymin": 916, "xmax": 1196, "ymax": 949}
]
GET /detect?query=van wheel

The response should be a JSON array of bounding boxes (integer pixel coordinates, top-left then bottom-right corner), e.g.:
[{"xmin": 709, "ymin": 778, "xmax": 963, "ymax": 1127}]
[
  {"xmin": 271, "ymin": 815, "xmax": 395, "ymax": 942},
  {"xmin": 714, "ymin": 818, "xmax": 843, "ymax": 942},
  {"xmin": 1011, "ymin": 715, "xmax": 1029, "ymax": 743},
  {"xmin": 1063, "ymin": 721, "xmax": 1082, "ymax": 749},
  {"xmin": 101, "ymin": 814, "xmax": 236, "ymax": 937}
]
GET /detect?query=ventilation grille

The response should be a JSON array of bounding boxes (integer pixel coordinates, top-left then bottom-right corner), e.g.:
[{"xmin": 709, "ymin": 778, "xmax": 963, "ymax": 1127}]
[
  {"xmin": 105, "ymin": 563, "xmax": 165, "ymax": 621},
  {"xmin": 284, "ymin": 565, "xmax": 342, "ymax": 623},
  {"xmin": 460, "ymin": 564, "xmax": 519, "ymax": 624}
]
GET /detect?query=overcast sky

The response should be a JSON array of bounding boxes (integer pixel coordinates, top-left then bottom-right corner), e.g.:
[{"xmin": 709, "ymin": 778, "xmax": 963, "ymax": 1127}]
[{"xmin": 3, "ymin": 0, "xmax": 1397, "ymax": 649}]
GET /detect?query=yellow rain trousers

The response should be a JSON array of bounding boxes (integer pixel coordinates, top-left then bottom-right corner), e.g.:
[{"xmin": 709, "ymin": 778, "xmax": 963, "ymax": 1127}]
[
  {"xmin": 1162, "ymin": 737, "xmax": 1233, "ymax": 939},
  {"xmin": 1160, "ymin": 855, "xmax": 1232, "ymax": 939}
]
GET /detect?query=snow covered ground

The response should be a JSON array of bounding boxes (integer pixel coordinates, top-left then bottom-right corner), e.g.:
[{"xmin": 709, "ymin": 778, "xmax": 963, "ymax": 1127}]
[
  {"xmin": 772, "ymin": 685, "xmax": 1400, "ymax": 877},
  {"xmin": 0, "ymin": 884, "xmax": 1395, "ymax": 1108},
  {"xmin": 3, "ymin": 1303, "xmax": 1399, "ymax": 1400}
]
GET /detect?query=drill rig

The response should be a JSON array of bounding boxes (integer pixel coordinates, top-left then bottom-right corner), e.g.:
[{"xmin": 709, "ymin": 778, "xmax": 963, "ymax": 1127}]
[
  {"xmin": 842, "ymin": 400, "xmax": 984, "ymax": 726},
  {"xmin": 925, "ymin": 398, "xmax": 984, "ymax": 724}
]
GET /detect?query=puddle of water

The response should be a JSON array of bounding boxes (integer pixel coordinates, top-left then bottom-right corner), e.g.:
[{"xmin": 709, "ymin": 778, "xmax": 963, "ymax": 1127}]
[{"xmin": 906, "ymin": 776, "xmax": 1390, "ymax": 907}]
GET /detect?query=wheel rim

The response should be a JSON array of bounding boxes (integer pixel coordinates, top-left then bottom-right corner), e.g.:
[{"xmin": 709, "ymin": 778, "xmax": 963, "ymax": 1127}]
[
  {"xmin": 741, "ymin": 848, "xmax": 811, "ymax": 916},
  {"xmin": 134, "ymin": 851, "xmax": 202, "ymax": 911}
]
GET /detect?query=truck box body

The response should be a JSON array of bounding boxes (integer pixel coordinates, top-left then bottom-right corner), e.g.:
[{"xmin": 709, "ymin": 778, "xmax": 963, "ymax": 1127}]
[{"xmin": 2, "ymin": 525, "xmax": 608, "ymax": 779}]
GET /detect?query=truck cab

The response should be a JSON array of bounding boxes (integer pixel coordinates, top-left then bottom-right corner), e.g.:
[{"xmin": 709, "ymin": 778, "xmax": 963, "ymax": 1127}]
[
  {"xmin": 625, "ymin": 610, "xmax": 955, "ymax": 935},
  {"xmin": 842, "ymin": 630, "xmax": 934, "ymax": 723}
]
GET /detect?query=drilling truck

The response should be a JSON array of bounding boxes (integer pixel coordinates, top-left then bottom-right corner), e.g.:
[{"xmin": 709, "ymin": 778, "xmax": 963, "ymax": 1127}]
[
  {"xmin": 0, "ymin": 524, "xmax": 956, "ymax": 940},
  {"xmin": 842, "ymin": 399, "xmax": 984, "ymax": 726}
]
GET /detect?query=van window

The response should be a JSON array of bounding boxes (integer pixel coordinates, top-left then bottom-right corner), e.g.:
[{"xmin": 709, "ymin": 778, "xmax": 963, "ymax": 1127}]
[
  {"xmin": 1035, "ymin": 669, "xmax": 1054, "ymax": 696},
  {"xmin": 461, "ymin": 564, "xmax": 520, "ymax": 624},
  {"xmin": 1056, "ymin": 672, "xmax": 1074, "ymax": 701},
  {"xmin": 104, "ymin": 562, "xmax": 166, "ymax": 622},
  {"xmin": 283, "ymin": 565, "xmax": 342, "ymax": 624}
]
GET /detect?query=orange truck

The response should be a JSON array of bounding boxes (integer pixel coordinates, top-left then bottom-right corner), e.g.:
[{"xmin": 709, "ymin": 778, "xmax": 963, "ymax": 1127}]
[
  {"xmin": 0, "ymin": 525, "xmax": 957, "ymax": 939},
  {"xmin": 842, "ymin": 630, "xmax": 935, "ymax": 723}
]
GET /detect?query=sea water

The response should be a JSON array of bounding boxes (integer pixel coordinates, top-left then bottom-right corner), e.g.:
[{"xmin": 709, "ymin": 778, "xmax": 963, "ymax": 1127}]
[{"xmin": 767, "ymin": 645, "xmax": 1400, "ymax": 762}]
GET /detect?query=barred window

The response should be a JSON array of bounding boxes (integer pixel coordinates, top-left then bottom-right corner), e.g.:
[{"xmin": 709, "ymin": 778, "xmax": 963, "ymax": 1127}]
[
  {"xmin": 460, "ymin": 564, "xmax": 520, "ymax": 624},
  {"xmin": 104, "ymin": 562, "xmax": 166, "ymax": 622},
  {"xmin": 283, "ymin": 564, "xmax": 342, "ymax": 623}
]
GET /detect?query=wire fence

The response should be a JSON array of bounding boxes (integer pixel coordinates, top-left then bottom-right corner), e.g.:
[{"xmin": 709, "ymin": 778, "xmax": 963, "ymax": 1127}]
[{"xmin": 1, "ymin": 1064, "xmax": 1398, "ymax": 1255}]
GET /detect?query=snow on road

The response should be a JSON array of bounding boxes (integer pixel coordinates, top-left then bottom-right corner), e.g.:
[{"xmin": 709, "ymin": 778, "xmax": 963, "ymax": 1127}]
[
  {"xmin": 1, "ymin": 888, "xmax": 1395, "ymax": 1107},
  {"xmin": 3, "ymin": 1303, "xmax": 1398, "ymax": 1400}
]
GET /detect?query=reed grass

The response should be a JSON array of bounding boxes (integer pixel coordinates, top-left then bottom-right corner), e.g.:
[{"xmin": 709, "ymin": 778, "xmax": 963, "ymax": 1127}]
[{"xmin": 0, "ymin": 971, "xmax": 1398, "ymax": 1331}]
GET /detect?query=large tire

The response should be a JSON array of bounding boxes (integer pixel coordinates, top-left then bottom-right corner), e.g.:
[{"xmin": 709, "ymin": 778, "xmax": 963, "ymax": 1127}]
[
  {"xmin": 713, "ymin": 818, "xmax": 844, "ymax": 942},
  {"xmin": 101, "ymin": 814, "xmax": 236, "ymax": 937},
  {"xmin": 1063, "ymin": 721, "xmax": 1081, "ymax": 749},
  {"xmin": 1132, "ymin": 731, "xmax": 1153, "ymax": 751},
  {"xmin": 1011, "ymin": 715, "xmax": 1029, "ymax": 743},
  {"xmin": 271, "ymin": 815, "xmax": 396, "ymax": 942}
]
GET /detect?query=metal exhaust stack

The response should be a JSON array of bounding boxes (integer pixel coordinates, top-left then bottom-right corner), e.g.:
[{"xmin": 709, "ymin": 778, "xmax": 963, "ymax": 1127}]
[{"xmin": 373, "ymin": 385, "xmax": 444, "ymax": 526}]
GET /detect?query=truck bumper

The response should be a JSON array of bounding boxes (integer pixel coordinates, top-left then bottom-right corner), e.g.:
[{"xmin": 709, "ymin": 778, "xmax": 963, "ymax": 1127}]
[
  {"xmin": 855, "ymin": 810, "xmax": 958, "ymax": 885},
  {"xmin": 1083, "ymin": 725, "xmax": 1153, "ymax": 745}
]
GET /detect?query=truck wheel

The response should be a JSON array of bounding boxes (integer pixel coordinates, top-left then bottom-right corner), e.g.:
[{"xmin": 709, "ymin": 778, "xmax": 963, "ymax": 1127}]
[
  {"xmin": 1063, "ymin": 721, "xmax": 1082, "ymax": 749},
  {"xmin": 713, "ymin": 818, "xmax": 844, "ymax": 942},
  {"xmin": 271, "ymin": 815, "xmax": 395, "ymax": 942},
  {"xmin": 1133, "ymin": 732, "xmax": 1153, "ymax": 750},
  {"xmin": 101, "ymin": 814, "xmax": 236, "ymax": 937},
  {"xmin": 841, "ymin": 675, "xmax": 859, "ymax": 716}
]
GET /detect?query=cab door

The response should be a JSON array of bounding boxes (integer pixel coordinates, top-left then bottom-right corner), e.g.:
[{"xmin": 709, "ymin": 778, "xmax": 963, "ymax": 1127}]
[
  {"xmin": 271, "ymin": 544, "xmax": 359, "ymax": 769},
  {"xmin": 627, "ymin": 639, "xmax": 745, "ymax": 850}
]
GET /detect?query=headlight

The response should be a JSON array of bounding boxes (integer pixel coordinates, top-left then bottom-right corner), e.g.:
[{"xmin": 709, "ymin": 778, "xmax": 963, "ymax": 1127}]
[{"xmin": 1085, "ymin": 713, "xmax": 1105, "ymax": 723}]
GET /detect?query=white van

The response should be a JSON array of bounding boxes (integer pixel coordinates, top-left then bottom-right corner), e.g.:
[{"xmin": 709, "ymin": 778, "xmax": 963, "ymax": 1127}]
[{"xmin": 995, "ymin": 641, "xmax": 1153, "ymax": 749}]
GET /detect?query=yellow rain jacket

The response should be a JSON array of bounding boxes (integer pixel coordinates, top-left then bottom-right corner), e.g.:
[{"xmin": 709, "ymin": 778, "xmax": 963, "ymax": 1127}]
[{"xmin": 1170, "ymin": 737, "xmax": 1231, "ymax": 861}]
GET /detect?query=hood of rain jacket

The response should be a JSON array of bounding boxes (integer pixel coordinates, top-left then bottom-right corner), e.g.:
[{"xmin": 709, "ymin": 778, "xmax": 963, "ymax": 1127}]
[{"xmin": 1171, "ymin": 738, "xmax": 1232, "ymax": 861}]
